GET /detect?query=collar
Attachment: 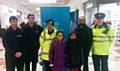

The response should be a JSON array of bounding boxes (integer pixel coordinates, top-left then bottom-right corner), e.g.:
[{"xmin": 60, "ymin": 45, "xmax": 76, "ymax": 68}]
[{"xmin": 8, "ymin": 27, "xmax": 19, "ymax": 31}]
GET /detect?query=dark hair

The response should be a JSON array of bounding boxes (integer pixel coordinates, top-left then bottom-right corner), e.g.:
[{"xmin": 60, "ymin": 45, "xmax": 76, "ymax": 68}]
[
  {"xmin": 9, "ymin": 16, "xmax": 18, "ymax": 22},
  {"xmin": 27, "ymin": 13, "xmax": 35, "ymax": 18},
  {"xmin": 69, "ymin": 31, "xmax": 77, "ymax": 37},
  {"xmin": 56, "ymin": 31, "xmax": 63, "ymax": 36},
  {"xmin": 46, "ymin": 19, "xmax": 54, "ymax": 26}
]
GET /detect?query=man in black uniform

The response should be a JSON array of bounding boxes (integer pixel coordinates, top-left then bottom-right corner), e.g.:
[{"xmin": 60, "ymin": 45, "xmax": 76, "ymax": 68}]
[
  {"xmin": 22, "ymin": 14, "xmax": 43, "ymax": 71},
  {"xmin": 2, "ymin": 16, "xmax": 26, "ymax": 71},
  {"xmin": 75, "ymin": 16, "xmax": 93, "ymax": 71}
]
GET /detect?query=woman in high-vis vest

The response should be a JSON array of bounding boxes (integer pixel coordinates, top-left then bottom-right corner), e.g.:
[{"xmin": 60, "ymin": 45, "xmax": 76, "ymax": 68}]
[
  {"xmin": 92, "ymin": 13, "xmax": 115, "ymax": 71},
  {"xmin": 39, "ymin": 19, "xmax": 57, "ymax": 71}
]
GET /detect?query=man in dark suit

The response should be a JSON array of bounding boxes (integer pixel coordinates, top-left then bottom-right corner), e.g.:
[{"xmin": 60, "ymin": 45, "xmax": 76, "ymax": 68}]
[{"xmin": 75, "ymin": 16, "xmax": 93, "ymax": 71}]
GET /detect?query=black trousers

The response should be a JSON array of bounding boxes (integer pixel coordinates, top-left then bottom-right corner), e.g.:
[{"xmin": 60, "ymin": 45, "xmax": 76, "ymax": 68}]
[
  {"xmin": 25, "ymin": 54, "xmax": 38, "ymax": 71},
  {"xmin": 83, "ymin": 49, "xmax": 91, "ymax": 71},
  {"xmin": 25, "ymin": 60, "xmax": 37, "ymax": 71},
  {"xmin": 92, "ymin": 55, "xmax": 109, "ymax": 71},
  {"xmin": 83, "ymin": 55, "xmax": 89, "ymax": 71},
  {"xmin": 5, "ymin": 54, "xmax": 24, "ymax": 71},
  {"xmin": 25, "ymin": 50, "xmax": 38, "ymax": 71}
]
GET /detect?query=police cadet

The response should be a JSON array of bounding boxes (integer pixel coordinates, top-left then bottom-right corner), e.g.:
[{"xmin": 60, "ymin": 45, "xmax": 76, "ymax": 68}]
[
  {"xmin": 2, "ymin": 16, "xmax": 26, "ymax": 71},
  {"xmin": 92, "ymin": 13, "xmax": 115, "ymax": 71},
  {"xmin": 39, "ymin": 19, "xmax": 57, "ymax": 71},
  {"xmin": 22, "ymin": 14, "xmax": 43, "ymax": 71}
]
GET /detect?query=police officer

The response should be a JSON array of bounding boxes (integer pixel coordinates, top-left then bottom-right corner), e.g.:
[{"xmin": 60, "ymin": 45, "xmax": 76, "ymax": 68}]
[
  {"xmin": 92, "ymin": 13, "xmax": 115, "ymax": 71},
  {"xmin": 39, "ymin": 19, "xmax": 57, "ymax": 71},
  {"xmin": 2, "ymin": 16, "xmax": 26, "ymax": 71},
  {"xmin": 22, "ymin": 14, "xmax": 43, "ymax": 71}
]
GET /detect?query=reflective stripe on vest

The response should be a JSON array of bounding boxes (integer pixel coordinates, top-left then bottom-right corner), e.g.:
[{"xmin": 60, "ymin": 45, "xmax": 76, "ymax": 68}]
[
  {"xmin": 42, "ymin": 52, "xmax": 49, "ymax": 55},
  {"xmin": 93, "ymin": 40, "xmax": 110, "ymax": 42},
  {"xmin": 93, "ymin": 35, "xmax": 110, "ymax": 42},
  {"xmin": 93, "ymin": 36, "xmax": 109, "ymax": 38},
  {"xmin": 108, "ymin": 36, "xmax": 114, "ymax": 38},
  {"xmin": 40, "ymin": 35, "xmax": 52, "ymax": 41}
]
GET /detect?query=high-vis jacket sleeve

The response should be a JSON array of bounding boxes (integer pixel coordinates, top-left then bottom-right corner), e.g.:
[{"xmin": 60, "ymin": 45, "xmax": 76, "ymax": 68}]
[
  {"xmin": 40, "ymin": 31, "xmax": 45, "ymax": 49},
  {"xmin": 108, "ymin": 25, "xmax": 115, "ymax": 43},
  {"xmin": 38, "ymin": 31, "xmax": 45, "ymax": 57}
]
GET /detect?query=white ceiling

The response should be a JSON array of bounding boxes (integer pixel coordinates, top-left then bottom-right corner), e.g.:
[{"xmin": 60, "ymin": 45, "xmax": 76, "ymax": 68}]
[
  {"xmin": 1, "ymin": 0, "xmax": 88, "ymax": 15},
  {"xmin": 14, "ymin": 0, "xmax": 71, "ymax": 11}
]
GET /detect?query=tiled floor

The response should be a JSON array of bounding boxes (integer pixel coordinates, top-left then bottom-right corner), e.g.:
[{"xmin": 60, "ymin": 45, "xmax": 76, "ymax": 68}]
[{"xmin": 0, "ymin": 38, "xmax": 120, "ymax": 71}]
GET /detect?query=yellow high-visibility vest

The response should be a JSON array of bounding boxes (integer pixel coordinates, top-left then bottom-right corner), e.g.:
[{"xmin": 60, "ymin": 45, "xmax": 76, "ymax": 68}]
[
  {"xmin": 39, "ymin": 28, "xmax": 57, "ymax": 61},
  {"xmin": 92, "ymin": 24, "xmax": 114, "ymax": 55}
]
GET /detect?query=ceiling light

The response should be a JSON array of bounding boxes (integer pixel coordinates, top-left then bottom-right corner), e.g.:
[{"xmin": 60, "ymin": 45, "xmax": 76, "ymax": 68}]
[
  {"xmin": 35, "ymin": 8, "xmax": 40, "ymax": 11},
  {"xmin": 29, "ymin": 0, "xmax": 57, "ymax": 3}
]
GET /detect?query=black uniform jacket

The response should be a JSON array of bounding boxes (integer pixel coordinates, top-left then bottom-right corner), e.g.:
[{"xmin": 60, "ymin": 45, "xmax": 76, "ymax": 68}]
[
  {"xmin": 22, "ymin": 23, "xmax": 43, "ymax": 61},
  {"xmin": 2, "ymin": 27, "xmax": 26, "ymax": 58}
]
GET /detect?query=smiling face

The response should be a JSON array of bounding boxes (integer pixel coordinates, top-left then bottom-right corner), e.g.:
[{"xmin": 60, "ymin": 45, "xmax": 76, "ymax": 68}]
[
  {"xmin": 47, "ymin": 23, "xmax": 53, "ymax": 32},
  {"xmin": 10, "ymin": 19, "xmax": 18, "ymax": 29},
  {"xmin": 46, "ymin": 20, "xmax": 54, "ymax": 32},
  {"xmin": 70, "ymin": 33, "xmax": 77, "ymax": 40},
  {"xmin": 96, "ymin": 19, "xmax": 104, "ymax": 26},
  {"xmin": 56, "ymin": 32, "xmax": 63, "ymax": 42},
  {"xmin": 27, "ymin": 15, "xmax": 35, "ymax": 24}
]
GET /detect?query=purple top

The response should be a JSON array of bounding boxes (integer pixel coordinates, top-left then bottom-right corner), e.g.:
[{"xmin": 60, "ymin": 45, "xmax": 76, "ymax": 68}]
[{"xmin": 49, "ymin": 38, "xmax": 66, "ymax": 67}]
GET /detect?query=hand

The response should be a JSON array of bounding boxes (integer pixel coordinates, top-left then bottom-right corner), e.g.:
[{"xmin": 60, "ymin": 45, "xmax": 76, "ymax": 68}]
[
  {"xmin": 49, "ymin": 64, "xmax": 53, "ymax": 67},
  {"xmin": 15, "ymin": 52, "xmax": 22, "ymax": 58}
]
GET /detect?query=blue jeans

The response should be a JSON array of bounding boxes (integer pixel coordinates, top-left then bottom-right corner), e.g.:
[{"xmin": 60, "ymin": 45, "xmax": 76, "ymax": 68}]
[
  {"xmin": 42, "ymin": 60, "xmax": 51, "ymax": 71},
  {"xmin": 92, "ymin": 55, "xmax": 109, "ymax": 71}
]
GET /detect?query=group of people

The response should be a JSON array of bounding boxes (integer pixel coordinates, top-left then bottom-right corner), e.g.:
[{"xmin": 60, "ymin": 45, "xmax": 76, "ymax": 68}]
[{"xmin": 2, "ymin": 12, "xmax": 114, "ymax": 71}]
